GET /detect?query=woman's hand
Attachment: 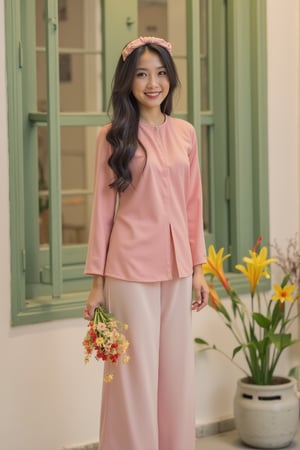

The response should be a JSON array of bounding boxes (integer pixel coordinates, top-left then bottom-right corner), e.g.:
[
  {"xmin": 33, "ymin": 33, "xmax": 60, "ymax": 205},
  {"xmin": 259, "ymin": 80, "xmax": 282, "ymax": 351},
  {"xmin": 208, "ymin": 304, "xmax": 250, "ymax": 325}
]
[
  {"xmin": 84, "ymin": 275, "xmax": 105, "ymax": 320},
  {"xmin": 191, "ymin": 265, "xmax": 209, "ymax": 312}
]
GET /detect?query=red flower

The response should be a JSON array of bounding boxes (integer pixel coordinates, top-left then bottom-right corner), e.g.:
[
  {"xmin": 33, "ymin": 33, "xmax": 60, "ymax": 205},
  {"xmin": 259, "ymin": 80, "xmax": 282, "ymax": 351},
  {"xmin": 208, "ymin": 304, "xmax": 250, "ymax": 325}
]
[{"xmin": 82, "ymin": 306, "xmax": 130, "ymax": 383}]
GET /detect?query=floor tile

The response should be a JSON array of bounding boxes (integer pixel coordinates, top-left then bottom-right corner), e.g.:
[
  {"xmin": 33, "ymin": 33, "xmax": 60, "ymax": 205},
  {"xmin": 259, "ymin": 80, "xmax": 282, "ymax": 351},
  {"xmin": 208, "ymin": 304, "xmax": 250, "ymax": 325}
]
[{"xmin": 196, "ymin": 426, "xmax": 300, "ymax": 449}]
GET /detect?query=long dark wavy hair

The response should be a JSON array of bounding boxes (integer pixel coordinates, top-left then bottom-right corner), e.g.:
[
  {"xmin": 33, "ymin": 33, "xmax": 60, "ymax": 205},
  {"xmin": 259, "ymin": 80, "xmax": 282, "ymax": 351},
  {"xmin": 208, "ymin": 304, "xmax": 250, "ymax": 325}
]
[{"xmin": 106, "ymin": 43, "xmax": 180, "ymax": 192}]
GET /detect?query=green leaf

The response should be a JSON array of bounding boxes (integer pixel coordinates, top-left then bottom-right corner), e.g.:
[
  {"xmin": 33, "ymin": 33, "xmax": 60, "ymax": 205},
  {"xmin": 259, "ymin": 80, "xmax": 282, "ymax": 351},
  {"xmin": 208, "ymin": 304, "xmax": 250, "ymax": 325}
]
[
  {"xmin": 194, "ymin": 337, "xmax": 209, "ymax": 345},
  {"xmin": 280, "ymin": 273, "xmax": 291, "ymax": 288},
  {"xmin": 232, "ymin": 345, "xmax": 243, "ymax": 359},
  {"xmin": 230, "ymin": 291, "xmax": 241, "ymax": 318},
  {"xmin": 270, "ymin": 301, "xmax": 284, "ymax": 329},
  {"xmin": 289, "ymin": 366, "xmax": 300, "ymax": 379},
  {"xmin": 216, "ymin": 303, "xmax": 231, "ymax": 322},
  {"xmin": 255, "ymin": 337, "xmax": 270, "ymax": 357},
  {"xmin": 252, "ymin": 312, "xmax": 271, "ymax": 329},
  {"xmin": 269, "ymin": 332, "xmax": 292, "ymax": 350},
  {"xmin": 249, "ymin": 324, "xmax": 257, "ymax": 341}
]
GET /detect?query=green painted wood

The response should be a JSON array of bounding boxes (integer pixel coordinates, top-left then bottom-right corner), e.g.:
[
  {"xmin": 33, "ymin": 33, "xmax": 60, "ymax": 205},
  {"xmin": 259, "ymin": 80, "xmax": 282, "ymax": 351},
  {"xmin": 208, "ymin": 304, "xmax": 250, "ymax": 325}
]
[
  {"xmin": 102, "ymin": 0, "xmax": 137, "ymax": 110},
  {"xmin": 36, "ymin": 47, "xmax": 102, "ymax": 55},
  {"xmin": 12, "ymin": 292, "xmax": 91, "ymax": 326},
  {"xmin": 5, "ymin": 0, "xmax": 28, "ymax": 324},
  {"xmin": 226, "ymin": 0, "xmax": 268, "ymax": 260},
  {"xmin": 200, "ymin": 113, "xmax": 214, "ymax": 125},
  {"xmin": 39, "ymin": 244, "xmax": 87, "ymax": 266},
  {"xmin": 40, "ymin": 264, "xmax": 88, "ymax": 283},
  {"xmin": 210, "ymin": 0, "xmax": 230, "ymax": 261},
  {"xmin": 227, "ymin": 0, "xmax": 255, "ymax": 261},
  {"xmin": 61, "ymin": 244, "xmax": 88, "ymax": 263},
  {"xmin": 4, "ymin": 0, "xmax": 86, "ymax": 326},
  {"xmin": 186, "ymin": 0, "xmax": 215, "ymax": 247},
  {"xmin": 46, "ymin": 0, "xmax": 63, "ymax": 297},
  {"xmin": 203, "ymin": 0, "xmax": 215, "ymax": 247},
  {"xmin": 186, "ymin": 0, "xmax": 230, "ymax": 254},
  {"xmin": 21, "ymin": 0, "xmax": 41, "ymax": 285},
  {"xmin": 249, "ymin": 0, "xmax": 269, "ymax": 246},
  {"xmin": 28, "ymin": 112, "xmax": 110, "ymax": 126},
  {"xmin": 186, "ymin": 0, "xmax": 201, "ymax": 133},
  {"xmin": 28, "ymin": 112, "xmax": 195, "ymax": 127}
]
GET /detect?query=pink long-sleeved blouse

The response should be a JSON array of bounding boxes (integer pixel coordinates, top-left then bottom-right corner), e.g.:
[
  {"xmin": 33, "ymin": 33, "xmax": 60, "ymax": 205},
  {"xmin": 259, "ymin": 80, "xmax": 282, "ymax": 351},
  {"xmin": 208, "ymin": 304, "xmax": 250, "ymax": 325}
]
[{"xmin": 85, "ymin": 115, "xmax": 206, "ymax": 282}]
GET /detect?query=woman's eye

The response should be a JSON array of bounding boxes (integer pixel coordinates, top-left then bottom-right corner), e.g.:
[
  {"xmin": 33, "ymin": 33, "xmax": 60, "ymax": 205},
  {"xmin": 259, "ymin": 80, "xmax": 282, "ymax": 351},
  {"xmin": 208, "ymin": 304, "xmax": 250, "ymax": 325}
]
[
  {"xmin": 136, "ymin": 72, "xmax": 147, "ymax": 78},
  {"xmin": 158, "ymin": 70, "xmax": 167, "ymax": 76}
]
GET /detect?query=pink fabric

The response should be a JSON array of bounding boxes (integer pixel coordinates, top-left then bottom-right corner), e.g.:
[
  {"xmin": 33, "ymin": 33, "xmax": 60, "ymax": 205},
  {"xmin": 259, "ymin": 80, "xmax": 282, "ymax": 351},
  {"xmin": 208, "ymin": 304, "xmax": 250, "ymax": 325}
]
[
  {"xmin": 122, "ymin": 36, "xmax": 172, "ymax": 61},
  {"xmin": 85, "ymin": 115, "xmax": 206, "ymax": 282},
  {"xmin": 100, "ymin": 276, "xmax": 196, "ymax": 450}
]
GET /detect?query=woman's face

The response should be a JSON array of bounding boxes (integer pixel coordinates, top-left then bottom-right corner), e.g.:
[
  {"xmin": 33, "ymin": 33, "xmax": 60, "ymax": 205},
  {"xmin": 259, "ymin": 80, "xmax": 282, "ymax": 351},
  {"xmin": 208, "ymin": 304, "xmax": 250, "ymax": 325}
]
[{"xmin": 131, "ymin": 49, "xmax": 170, "ymax": 114}]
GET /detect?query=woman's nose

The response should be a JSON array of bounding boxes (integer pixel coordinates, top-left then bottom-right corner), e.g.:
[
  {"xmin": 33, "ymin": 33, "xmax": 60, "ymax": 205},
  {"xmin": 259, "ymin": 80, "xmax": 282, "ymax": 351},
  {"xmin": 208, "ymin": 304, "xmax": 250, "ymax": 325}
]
[{"xmin": 146, "ymin": 74, "xmax": 158, "ymax": 87}]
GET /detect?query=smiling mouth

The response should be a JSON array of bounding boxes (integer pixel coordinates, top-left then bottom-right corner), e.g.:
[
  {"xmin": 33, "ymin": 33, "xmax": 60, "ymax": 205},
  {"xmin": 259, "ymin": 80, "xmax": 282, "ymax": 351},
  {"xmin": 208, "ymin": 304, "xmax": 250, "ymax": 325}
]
[{"xmin": 144, "ymin": 92, "xmax": 161, "ymax": 97}]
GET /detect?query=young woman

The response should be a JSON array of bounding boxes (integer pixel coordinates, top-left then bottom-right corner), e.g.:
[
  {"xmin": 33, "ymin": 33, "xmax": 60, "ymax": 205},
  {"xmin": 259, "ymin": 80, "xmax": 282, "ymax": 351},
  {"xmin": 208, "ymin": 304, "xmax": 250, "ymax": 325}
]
[{"xmin": 84, "ymin": 36, "xmax": 209, "ymax": 450}]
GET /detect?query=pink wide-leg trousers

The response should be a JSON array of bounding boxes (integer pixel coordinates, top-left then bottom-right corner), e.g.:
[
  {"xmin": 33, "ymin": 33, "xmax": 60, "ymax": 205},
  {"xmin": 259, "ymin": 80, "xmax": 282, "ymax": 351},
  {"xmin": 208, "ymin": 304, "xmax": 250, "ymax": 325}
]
[{"xmin": 99, "ymin": 276, "xmax": 196, "ymax": 450}]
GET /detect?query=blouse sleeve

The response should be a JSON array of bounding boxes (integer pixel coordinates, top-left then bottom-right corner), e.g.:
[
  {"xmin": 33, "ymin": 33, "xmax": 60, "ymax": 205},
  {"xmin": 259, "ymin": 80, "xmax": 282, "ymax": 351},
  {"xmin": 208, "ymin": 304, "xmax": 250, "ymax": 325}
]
[
  {"xmin": 187, "ymin": 126, "xmax": 207, "ymax": 266},
  {"xmin": 84, "ymin": 126, "xmax": 117, "ymax": 275}
]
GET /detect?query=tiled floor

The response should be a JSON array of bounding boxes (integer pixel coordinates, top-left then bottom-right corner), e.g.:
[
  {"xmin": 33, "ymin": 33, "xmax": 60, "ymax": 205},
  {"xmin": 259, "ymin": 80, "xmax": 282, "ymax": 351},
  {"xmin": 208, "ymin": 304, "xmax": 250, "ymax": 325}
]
[{"xmin": 196, "ymin": 426, "xmax": 300, "ymax": 449}]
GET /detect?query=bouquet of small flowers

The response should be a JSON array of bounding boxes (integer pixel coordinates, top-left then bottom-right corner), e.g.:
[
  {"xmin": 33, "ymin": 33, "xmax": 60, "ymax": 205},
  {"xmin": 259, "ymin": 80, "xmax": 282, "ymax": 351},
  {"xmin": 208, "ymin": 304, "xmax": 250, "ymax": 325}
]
[{"xmin": 82, "ymin": 306, "xmax": 130, "ymax": 383}]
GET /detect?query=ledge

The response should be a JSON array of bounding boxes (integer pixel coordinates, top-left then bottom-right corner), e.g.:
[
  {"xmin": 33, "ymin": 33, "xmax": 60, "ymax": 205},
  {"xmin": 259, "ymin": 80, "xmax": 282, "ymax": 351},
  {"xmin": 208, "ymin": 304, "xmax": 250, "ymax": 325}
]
[{"xmin": 196, "ymin": 417, "xmax": 235, "ymax": 438}]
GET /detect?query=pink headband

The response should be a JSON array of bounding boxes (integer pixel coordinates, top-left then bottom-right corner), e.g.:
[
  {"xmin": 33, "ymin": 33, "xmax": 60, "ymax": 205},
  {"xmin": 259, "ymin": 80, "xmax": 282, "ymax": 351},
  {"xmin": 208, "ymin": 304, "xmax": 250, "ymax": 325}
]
[{"xmin": 122, "ymin": 36, "xmax": 172, "ymax": 61}]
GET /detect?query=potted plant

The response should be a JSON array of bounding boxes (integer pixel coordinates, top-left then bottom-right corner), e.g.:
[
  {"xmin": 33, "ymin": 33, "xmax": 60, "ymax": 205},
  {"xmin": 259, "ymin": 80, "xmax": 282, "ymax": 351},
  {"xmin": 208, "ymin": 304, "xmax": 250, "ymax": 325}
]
[{"xmin": 195, "ymin": 237, "xmax": 300, "ymax": 449}]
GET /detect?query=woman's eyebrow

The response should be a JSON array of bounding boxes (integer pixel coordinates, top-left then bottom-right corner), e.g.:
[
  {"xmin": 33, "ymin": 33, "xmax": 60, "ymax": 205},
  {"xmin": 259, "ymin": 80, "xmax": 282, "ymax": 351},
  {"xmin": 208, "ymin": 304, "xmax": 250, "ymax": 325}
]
[{"xmin": 135, "ymin": 65, "xmax": 166, "ymax": 71}]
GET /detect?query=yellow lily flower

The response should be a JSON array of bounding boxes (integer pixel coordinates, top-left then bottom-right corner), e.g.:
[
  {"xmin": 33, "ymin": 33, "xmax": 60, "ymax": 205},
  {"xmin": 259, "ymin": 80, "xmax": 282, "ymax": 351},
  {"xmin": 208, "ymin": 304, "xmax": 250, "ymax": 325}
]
[
  {"xmin": 203, "ymin": 245, "xmax": 231, "ymax": 291},
  {"xmin": 208, "ymin": 283, "xmax": 221, "ymax": 309},
  {"xmin": 235, "ymin": 246, "xmax": 277, "ymax": 295},
  {"xmin": 271, "ymin": 284, "xmax": 295, "ymax": 303},
  {"xmin": 208, "ymin": 283, "xmax": 231, "ymax": 321}
]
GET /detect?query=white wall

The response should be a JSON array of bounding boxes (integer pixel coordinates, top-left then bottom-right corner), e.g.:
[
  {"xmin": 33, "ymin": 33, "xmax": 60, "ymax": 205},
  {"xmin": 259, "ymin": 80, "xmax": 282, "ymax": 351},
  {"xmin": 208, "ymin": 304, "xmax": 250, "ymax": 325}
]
[
  {"xmin": 0, "ymin": 0, "xmax": 299, "ymax": 449},
  {"xmin": 267, "ymin": 0, "xmax": 300, "ymax": 241}
]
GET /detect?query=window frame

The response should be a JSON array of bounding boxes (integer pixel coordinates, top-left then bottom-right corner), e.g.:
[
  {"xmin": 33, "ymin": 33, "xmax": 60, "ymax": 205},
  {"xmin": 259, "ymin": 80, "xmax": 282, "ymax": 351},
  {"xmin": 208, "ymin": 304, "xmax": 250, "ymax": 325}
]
[
  {"xmin": 6, "ymin": 0, "xmax": 269, "ymax": 326},
  {"xmin": 5, "ymin": 0, "xmax": 108, "ymax": 325},
  {"xmin": 188, "ymin": 0, "xmax": 269, "ymax": 277}
]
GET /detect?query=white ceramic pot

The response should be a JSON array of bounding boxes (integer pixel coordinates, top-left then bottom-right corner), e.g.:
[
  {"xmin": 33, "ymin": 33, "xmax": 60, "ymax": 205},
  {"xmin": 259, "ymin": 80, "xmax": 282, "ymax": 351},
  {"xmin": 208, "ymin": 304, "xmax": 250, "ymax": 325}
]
[{"xmin": 234, "ymin": 376, "xmax": 299, "ymax": 449}]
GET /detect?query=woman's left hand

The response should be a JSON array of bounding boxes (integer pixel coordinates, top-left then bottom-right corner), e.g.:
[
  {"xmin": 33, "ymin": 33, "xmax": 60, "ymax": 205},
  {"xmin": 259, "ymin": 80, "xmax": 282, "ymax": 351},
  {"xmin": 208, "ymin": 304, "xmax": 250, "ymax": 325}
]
[{"xmin": 191, "ymin": 265, "xmax": 209, "ymax": 312}]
